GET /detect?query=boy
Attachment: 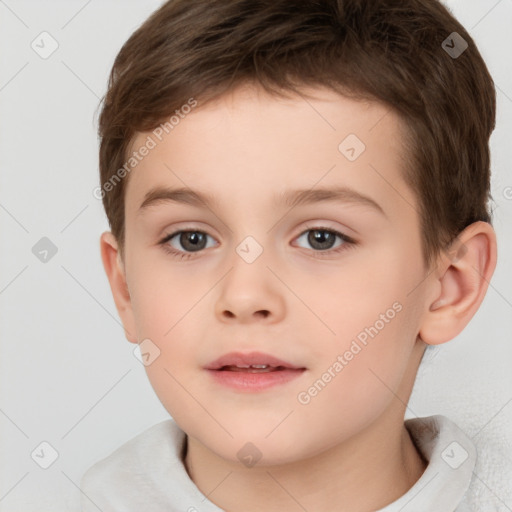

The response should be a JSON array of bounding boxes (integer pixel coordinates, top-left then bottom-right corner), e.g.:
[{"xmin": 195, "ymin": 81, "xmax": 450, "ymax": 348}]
[{"xmin": 81, "ymin": 0, "xmax": 498, "ymax": 510}]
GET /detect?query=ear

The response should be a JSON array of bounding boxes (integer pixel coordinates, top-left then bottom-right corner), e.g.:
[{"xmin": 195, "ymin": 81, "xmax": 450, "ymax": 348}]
[
  {"xmin": 419, "ymin": 221, "xmax": 497, "ymax": 345},
  {"xmin": 100, "ymin": 231, "xmax": 138, "ymax": 343}
]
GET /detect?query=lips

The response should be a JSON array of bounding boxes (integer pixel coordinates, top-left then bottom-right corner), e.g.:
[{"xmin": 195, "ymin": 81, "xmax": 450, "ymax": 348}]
[
  {"xmin": 205, "ymin": 351, "xmax": 305, "ymax": 371},
  {"xmin": 205, "ymin": 351, "xmax": 306, "ymax": 392}
]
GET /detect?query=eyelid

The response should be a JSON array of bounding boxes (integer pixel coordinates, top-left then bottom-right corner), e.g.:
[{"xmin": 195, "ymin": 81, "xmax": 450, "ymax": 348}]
[
  {"xmin": 301, "ymin": 221, "xmax": 352, "ymax": 235},
  {"xmin": 159, "ymin": 222, "xmax": 219, "ymax": 242}
]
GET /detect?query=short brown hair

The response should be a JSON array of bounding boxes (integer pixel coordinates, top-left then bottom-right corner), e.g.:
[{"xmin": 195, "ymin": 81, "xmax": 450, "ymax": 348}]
[{"xmin": 98, "ymin": 0, "xmax": 496, "ymax": 269}]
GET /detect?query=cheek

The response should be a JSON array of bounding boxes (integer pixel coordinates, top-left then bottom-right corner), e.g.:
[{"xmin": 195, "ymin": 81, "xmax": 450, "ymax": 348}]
[
  {"xmin": 294, "ymin": 304, "xmax": 419, "ymax": 448},
  {"xmin": 128, "ymin": 255, "xmax": 207, "ymax": 340},
  {"xmin": 300, "ymin": 251, "xmax": 421, "ymax": 409},
  {"xmin": 126, "ymin": 258, "xmax": 207, "ymax": 402},
  {"xmin": 303, "ymin": 259, "xmax": 403, "ymax": 355}
]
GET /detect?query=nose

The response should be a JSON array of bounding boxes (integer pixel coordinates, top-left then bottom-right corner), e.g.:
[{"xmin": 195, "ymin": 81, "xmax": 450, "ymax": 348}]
[{"xmin": 214, "ymin": 252, "xmax": 286, "ymax": 325}]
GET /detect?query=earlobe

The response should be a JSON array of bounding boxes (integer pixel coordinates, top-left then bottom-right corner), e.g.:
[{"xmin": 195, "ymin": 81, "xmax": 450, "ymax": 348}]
[
  {"xmin": 100, "ymin": 232, "xmax": 138, "ymax": 344},
  {"xmin": 419, "ymin": 221, "xmax": 497, "ymax": 346}
]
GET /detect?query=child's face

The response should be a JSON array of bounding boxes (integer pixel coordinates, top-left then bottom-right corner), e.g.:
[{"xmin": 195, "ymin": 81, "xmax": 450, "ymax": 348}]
[{"xmin": 116, "ymin": 84, "xmax": 432, "ymax": 464}]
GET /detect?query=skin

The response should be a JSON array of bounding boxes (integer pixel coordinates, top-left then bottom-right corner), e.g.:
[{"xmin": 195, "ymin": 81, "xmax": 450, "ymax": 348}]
[{"xmin": 101, "ymin": 83, "xmax": 497, "ymax": 512}]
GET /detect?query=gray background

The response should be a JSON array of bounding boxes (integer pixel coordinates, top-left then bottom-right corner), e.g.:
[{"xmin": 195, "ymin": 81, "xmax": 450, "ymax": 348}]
[{"xmin": 1, "ymin": 0, "xmax": 511, "ymax": 510}]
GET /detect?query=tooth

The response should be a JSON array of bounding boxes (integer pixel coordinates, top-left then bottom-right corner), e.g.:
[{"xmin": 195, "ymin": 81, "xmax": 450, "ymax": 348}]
[{"xmin": 250, "ymin": 364, "xmax": 269, "ymax": 369}]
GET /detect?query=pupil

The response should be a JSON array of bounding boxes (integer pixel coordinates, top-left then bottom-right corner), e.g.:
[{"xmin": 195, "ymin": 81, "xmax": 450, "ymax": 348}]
[
  {"xmin": 309, "ymin": 229, "xmax": 334, "ymax": 250},
  {"xmin": 181, "ymin": 231, "xmax": 206, "ymax": 251}
]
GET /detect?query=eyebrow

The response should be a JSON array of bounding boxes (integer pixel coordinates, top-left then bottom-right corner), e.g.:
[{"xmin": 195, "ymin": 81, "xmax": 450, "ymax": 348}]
[{"xmin": 138, "ymin": 186, "xmax": 386, "ymax": 217}]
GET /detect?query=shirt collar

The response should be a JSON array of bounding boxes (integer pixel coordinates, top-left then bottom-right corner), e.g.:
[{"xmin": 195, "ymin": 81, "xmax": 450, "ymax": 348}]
[{"xmin": 376, "ymin": 414, "xmax": 476, "ymax": 511}]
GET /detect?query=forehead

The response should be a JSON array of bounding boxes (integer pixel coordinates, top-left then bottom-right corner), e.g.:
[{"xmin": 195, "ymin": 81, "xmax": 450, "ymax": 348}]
[{"xmin": 124, "ymin": 84, "xmax": 415, "ymax": 219}]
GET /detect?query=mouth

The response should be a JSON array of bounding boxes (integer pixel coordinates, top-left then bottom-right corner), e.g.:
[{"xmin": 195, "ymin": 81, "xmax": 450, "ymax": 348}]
[
  {"xmin": 205, "ymin": 351, "xmax": 305, "ymax": 370},
  {"xmin": 204, "ymin": 351, "xmax": 306, "ymax": 392},
  {"xmin": 215, "ymin": 364, "xmax": 297, "ymax": 373}
]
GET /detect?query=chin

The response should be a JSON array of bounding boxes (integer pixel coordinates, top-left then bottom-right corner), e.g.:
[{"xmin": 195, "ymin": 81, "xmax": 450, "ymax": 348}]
[{"xmin": 206, "ymin": 431, "xmax": 308, "ymax": 468}]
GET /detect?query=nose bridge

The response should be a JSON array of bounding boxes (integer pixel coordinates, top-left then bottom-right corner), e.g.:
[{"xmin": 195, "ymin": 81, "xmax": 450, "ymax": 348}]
[
  {"xmin": 214, "ymin": 230, "xmax": 285, "ymax": 322},
  {"xmin": 223, "ymin": 231, "xmax": 271, "ymax": 293}
]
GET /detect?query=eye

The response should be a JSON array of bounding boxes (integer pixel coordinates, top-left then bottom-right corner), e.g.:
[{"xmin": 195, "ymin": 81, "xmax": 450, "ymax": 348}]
[
  {"xmin": 159, "ymin": 225, "xmax": 356, "ymax": 260},
  {"xmin": 160, "ymin": 229, "xmax": 216, "ymax": 259},
  {"xmin": 294, "ymin": 226, "xmax": 355, "ymax": 254}
]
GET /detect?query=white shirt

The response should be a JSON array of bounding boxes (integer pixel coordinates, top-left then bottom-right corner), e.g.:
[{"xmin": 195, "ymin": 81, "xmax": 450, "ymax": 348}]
[{"xmin": 80, "ymin": 415, "xmax": 476, "ymax": 512}]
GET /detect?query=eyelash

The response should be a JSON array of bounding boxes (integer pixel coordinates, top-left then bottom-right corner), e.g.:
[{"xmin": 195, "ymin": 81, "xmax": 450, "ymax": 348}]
[{"xmin": 158, "ymin": 226, "xmax": 357, "ymax": 261}]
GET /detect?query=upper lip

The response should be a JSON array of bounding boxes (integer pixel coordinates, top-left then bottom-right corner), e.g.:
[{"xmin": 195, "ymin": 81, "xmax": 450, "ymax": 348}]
[{"xmin": 205, "ymin": 351, "xmax": 305, "ymax": 370}]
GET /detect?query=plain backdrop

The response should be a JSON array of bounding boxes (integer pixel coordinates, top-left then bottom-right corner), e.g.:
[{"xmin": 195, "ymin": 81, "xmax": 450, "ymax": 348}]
[{"xmin": 0, "ymin": 1, "xmax": 511, "ymax": 510}]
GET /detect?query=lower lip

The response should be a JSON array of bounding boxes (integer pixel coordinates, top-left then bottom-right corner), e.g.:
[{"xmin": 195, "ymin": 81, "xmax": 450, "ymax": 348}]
[{"xmin": 206, "ymin": 368, "xmax": 306, "ymax": 392}]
